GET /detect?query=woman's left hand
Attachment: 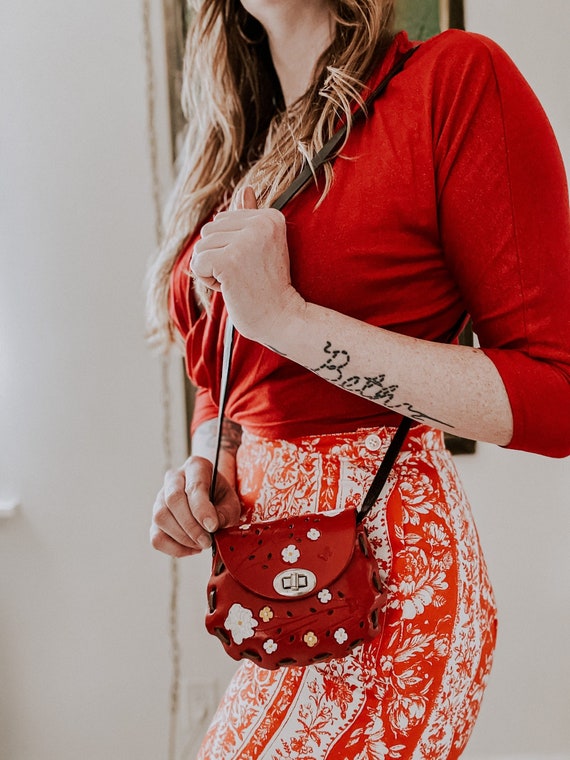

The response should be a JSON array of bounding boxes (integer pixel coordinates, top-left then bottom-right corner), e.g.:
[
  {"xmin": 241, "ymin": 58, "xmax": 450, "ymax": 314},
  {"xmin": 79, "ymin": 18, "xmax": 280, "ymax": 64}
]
[{"xmin": 191, "ymin": 186, "xmax": 306, "ymax": 345}]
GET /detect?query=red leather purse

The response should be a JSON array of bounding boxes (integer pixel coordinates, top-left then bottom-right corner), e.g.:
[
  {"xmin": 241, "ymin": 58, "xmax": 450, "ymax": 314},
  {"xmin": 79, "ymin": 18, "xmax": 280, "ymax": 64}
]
[
  {"xmin": 205, "ymin": 394, "xmax": 410, "ymax": 668},
  {"xmin": 204, "ymin": 49, "xmax": 417, "ymax": 669},
  {"xmin": 206, "ymin": 506, "xmax": 389, "ymax": 669}
]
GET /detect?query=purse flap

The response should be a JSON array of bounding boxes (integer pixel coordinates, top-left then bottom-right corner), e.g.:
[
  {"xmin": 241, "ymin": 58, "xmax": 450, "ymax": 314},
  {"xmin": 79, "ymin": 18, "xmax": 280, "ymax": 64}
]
[{"xmin": 213, "ymin": 510, "xmax": 358, "ymax": 600}]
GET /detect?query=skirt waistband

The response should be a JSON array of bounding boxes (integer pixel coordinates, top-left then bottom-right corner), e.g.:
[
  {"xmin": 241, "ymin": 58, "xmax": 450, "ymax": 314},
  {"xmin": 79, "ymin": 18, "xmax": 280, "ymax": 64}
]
[
  {"xmin": 237, "ymin": 424, "xmax": 451, "ymax": 522},
  {"xmin": 241, "ymin": 423, "xmax": 447, "ymax": 460}
]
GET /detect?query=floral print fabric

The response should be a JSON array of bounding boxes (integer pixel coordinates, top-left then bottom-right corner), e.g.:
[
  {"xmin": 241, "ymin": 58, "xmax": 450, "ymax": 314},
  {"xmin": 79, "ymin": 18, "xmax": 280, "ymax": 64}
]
[{"xmin": 198, "ymin": 425, "xmax": 497, "ymax": 760}]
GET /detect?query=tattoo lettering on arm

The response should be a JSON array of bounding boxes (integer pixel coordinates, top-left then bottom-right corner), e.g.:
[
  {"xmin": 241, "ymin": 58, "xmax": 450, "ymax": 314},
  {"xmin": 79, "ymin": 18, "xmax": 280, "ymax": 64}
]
[
  {"xmin": 311, "ymin": 341, "xmax": 351, "ymax": 381},
  {"xmin": 311, "ymin": 342, "xmax": 455, "ymax": 429},
  {"xmin": 265, "ymin": 339, "xmax": 454, "ymax": 429},
  {"xmin": 339, "ymin": 374, "xmax": 399, "ymax": 403},
  {"xmin": 384, "ymin": 402, "xmax": 454, "ymax": 428}
]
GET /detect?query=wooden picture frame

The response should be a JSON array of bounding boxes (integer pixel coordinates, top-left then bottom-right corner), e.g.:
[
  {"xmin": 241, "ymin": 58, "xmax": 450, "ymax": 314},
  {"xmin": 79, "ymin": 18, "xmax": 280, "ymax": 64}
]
[
  {"xmin": 163, "ymin": 0, "xmax": 474, "ymax": 455},
  {"xmin": 162, "ymin": 0, "xmax": 191, "ymax": 162}
]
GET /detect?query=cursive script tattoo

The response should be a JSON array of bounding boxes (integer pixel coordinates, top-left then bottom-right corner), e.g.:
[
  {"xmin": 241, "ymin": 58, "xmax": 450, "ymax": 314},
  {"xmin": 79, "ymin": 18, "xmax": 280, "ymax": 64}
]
[
  {"xmin": 382, "ymin": 402, "xmax": 454, "ymax": 427},
  {"xmin": 312, "ymin": 341, "xmax": 455, "ymax": 429},
  {"xmin": 338, "ymin": 374, "xmax": 399, "ymax": 403},
  {"xmin": 311, "ymin": 342, "xmax": 350, "ymax": 381}
]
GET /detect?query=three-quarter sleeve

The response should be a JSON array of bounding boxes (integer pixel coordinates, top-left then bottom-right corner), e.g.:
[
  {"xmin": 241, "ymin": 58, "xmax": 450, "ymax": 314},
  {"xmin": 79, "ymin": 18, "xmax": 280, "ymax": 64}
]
[
  {"xmin": 168, "ymin": 236, "xmax": 221, "ymax": 436},
  {"xmin": 435, "ymin": 33, "xmax": 570, "ymax": 457}
]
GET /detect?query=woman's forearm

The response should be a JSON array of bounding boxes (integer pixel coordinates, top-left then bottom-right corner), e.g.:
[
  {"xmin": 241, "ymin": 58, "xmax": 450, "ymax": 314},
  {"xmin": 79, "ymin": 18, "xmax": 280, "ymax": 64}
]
[
  {"xmin": 191, "ymin": 202, "xmax": 513, "ymax": 445},
  {"xmin": 269, "ymin": 301, "xmax": 514, "ymax": 446},
  {"xmin": 191, "ymin": 417, "xmax": 242, "ymax": 487}
]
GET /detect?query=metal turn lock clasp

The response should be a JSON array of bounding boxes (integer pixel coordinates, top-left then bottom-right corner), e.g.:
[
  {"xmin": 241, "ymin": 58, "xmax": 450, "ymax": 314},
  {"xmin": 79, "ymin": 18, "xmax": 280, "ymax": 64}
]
[{"xmin": 273, "ymin": 569, "xmax": 317, "ymax": 597}]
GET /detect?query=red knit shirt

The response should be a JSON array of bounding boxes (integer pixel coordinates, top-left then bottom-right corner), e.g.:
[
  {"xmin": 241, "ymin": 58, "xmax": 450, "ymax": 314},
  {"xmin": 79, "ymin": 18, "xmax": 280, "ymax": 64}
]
[{"xmin": 169, "ymin": 30, "xmax": 570, "ymax": 457}]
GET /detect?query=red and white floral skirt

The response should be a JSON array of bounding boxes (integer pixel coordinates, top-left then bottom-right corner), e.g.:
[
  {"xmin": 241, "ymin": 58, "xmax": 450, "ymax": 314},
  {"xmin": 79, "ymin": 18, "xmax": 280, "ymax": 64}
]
[{"xmin": 198, "ymin": 424, "xmax": 497, "ymax": 760}]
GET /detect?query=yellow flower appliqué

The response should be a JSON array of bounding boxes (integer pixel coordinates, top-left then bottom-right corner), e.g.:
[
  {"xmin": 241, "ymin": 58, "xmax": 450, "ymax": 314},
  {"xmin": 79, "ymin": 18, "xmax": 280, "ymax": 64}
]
[
  {"xmin": 303, "ymin": 631, "xmax": 318, "ymax": 648},
  {"xmin": 259, "ymin": 606, "xmax": 274, "ymax": 623}
]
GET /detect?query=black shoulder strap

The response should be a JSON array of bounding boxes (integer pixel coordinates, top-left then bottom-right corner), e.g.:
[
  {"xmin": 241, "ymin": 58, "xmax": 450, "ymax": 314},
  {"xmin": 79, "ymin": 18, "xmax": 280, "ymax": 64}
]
[
  {"xmin": 209, "ymin": 46, "xmax": 420, "ymax": 503},
  {"xmin": 272, "ymin": 45, "xmax": 419, "ymax": 212},
  {"xmin": 357, "ymin": 416, "xmax": 412, "ymax": 523},
  {"xmin": 209, "ymin": 316, "xmax": 236, "ymax": 502}
]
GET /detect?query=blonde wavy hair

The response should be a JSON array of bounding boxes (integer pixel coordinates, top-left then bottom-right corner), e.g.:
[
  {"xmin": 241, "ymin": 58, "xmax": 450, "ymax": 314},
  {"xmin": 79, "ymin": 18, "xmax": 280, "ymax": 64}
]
[{"xmin": 146, "ymin": 0, "xmax": 395, "ymax": 348}]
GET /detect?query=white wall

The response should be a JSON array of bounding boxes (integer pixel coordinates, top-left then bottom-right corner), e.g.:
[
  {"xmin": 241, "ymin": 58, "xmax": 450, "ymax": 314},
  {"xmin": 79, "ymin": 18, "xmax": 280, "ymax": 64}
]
[
  {"xmin": 0, "ymin": 2, "xmax": 186, "ymax": 759},
  {"xmin": 0, "ymin": 2, "xmax": 568, "ymax": 760},
  {"xmin": 458, "ymin": 2, "xmax": 570, "ymax": 758}
]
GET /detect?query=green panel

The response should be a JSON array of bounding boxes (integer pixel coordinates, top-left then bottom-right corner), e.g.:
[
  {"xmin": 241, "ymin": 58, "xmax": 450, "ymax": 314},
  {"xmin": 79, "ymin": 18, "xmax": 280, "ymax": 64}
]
[{"xmin": 394, "ymin": 0, "xmax": 441, "ymax": 40}]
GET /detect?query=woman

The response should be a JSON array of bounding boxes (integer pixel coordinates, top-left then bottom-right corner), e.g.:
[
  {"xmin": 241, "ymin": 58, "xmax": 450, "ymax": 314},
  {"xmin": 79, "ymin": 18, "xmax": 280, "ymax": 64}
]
[{"xmin": 147, "ymin": 0, "xmax": 570, "ymax": 756}]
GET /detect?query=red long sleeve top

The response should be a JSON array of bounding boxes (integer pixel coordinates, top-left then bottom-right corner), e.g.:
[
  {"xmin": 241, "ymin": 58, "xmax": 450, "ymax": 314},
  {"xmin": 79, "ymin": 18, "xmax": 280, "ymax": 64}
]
[{"xmin": 169, "ymin": 30, "xmax": 570, "ymax": 458}]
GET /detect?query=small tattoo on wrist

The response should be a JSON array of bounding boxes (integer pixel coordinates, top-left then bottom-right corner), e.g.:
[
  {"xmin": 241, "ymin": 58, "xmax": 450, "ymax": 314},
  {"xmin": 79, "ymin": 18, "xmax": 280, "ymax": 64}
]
[{"xmin": 195, "ymin": 418, "xmax": 243, "ymax": 454}]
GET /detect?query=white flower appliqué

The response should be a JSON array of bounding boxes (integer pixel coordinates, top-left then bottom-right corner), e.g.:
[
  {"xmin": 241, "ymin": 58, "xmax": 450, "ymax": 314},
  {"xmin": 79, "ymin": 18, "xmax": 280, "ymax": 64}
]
[
  {"xmin": 224, "ymin": 603, "xmax": 258, "ymax": 645},
  {"xmin": 263, "ymin": 639, "xmax": 278, "ymax": 654},
  {"xmin": 334, "ymin": 627, "xmax": 348, "ymax": 644},
  {"xmin": 318, "ymin": 588, "xmax": 332, "ymax": 604},
  {"xmin": 281, "ymin": 544, "xmax": 300, "ymax": 564},
  {"xmin": 306, "ymin": 528, "xmax": 321, "ymax": 541}
]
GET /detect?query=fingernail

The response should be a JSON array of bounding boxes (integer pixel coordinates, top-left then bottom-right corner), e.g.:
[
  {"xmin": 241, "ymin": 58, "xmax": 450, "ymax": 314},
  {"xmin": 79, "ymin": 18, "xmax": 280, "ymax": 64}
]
[
  {"xmin": 203, "ymin": 518, "xmax": 217, "ymax": 533},
  {"xmin": 198, "ymin": 533, "xmax": 212, "ymax": 550}
]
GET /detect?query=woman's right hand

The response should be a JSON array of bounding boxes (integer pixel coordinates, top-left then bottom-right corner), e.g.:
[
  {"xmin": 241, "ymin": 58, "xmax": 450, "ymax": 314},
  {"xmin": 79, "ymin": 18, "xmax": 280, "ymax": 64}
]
[{"xmin": 150, "ymin": 455, "xmax": 242, "ymax": 557}]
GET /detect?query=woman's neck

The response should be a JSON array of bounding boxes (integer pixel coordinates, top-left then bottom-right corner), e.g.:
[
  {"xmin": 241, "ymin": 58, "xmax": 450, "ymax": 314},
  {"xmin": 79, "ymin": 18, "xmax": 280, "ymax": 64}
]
[{"xmin": 245, "ymin": 0, "xmax": 335, "ymax": 106}]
